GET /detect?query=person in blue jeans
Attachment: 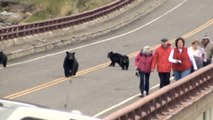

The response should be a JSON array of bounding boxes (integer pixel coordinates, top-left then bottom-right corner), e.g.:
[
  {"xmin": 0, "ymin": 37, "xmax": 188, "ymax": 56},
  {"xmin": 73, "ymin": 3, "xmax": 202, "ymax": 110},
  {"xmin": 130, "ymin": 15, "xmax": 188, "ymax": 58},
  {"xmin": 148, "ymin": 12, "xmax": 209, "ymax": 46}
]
[
  {"xmin": 134, "ymin": 46, "xmax": 153, "ymax": 97},
  {"xmin": 169, "ymin": 37, "xmax": 197, "ymax": 80}
]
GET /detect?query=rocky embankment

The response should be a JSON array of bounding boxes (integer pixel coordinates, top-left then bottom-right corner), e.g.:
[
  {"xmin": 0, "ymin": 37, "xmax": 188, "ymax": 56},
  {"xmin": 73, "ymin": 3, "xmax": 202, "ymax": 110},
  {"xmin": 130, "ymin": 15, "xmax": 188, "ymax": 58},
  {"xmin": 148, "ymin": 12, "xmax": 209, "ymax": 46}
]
[
  {"xmin": 0, "ymin": 0, "xmax": 33, "ymax": 27},
  {"xmin": 0, "ymin": 0, "xmax": 114, "ymax": 28}
]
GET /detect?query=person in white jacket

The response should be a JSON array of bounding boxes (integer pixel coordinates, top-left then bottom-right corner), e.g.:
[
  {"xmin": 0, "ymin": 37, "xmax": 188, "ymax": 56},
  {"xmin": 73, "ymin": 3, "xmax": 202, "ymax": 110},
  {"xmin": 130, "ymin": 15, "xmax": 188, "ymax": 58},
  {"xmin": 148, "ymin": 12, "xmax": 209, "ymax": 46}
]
[{"xmin": 188, "ymin": 40, "xmax": 207, "ymax": 71}]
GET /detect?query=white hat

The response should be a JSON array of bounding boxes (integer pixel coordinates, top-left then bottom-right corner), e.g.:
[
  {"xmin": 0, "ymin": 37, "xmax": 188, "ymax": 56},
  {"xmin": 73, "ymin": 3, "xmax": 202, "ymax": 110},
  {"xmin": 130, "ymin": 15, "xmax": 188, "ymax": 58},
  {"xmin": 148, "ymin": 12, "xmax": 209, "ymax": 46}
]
[{"xmin": 201, "ymin": 33, "xmax": 210, "ymax": 39}]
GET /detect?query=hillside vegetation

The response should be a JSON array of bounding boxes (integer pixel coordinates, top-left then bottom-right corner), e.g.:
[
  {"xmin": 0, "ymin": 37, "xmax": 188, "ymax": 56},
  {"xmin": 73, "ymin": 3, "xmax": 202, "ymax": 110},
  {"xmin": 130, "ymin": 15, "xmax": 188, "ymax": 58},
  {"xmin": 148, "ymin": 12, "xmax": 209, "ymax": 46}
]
[
  {"xmin": 0, "ymin": 0, "xmax": 113, "ymax": 26},
  {"xmin": 22, "ymin": 0, "xmax": 114, "ymax": 22}
]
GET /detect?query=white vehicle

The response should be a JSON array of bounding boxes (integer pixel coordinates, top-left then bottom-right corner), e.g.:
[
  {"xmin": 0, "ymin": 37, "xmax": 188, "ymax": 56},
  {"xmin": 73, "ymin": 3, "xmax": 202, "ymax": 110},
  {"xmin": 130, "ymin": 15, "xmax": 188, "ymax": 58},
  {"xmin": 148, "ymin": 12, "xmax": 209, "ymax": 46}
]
[{"xmin": 0, "ymin": 99, "xmax": 101, "ymax": 120}]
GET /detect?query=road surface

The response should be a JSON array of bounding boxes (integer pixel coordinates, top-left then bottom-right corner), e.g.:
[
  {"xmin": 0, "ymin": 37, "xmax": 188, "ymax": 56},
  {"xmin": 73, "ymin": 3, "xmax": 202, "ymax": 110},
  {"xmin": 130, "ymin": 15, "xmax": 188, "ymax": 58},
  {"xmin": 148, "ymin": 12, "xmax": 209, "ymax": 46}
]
[{"xmin": 0, "ymin": 0, "xmax": 213, "ymax": 118}]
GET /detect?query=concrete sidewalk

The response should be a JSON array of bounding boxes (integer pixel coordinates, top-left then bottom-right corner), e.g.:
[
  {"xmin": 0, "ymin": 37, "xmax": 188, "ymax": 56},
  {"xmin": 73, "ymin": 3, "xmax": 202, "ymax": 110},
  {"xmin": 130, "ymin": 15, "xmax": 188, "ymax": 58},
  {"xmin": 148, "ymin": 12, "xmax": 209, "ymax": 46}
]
[{"xmin": 0, "ymin": 0, "xmax": 167, "ymax": 60}]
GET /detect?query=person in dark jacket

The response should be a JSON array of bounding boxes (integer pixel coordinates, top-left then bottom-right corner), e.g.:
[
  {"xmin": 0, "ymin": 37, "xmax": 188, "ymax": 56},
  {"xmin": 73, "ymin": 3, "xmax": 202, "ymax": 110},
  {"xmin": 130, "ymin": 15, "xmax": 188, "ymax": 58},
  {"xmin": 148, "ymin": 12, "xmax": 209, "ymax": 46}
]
[
  {"xmin": 134, "ymin": 46, "xmax": 153, "ymax": 97},
  {"xmin": 200, "ymin": 33, "xmax": 213, "ymax": 66},
  {"xmin": 151, "ymin": 38, "xmax": 172, "ymax": 88}
]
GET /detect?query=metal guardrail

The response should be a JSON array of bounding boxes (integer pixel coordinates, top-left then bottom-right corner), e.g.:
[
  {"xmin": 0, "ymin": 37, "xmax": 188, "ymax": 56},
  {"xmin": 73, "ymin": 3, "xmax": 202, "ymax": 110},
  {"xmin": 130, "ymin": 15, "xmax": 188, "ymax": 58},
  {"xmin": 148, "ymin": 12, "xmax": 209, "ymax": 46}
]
[
  {"xmin": 0, "ymin": 0, "xmax": 134, "ymax": 41},
  {"xmin": 104, "ymin": 64, "xmax": 213, "ymax": 120}
]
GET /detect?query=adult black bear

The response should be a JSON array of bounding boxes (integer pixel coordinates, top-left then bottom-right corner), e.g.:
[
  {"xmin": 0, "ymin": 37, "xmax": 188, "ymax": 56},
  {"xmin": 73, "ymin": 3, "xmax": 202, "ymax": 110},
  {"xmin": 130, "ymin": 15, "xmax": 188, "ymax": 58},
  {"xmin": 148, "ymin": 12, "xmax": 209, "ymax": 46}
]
[
  {"xmin": 120, "ymin": 55, "xmax": 129, "ymax": 70},
  {"xmin": 107, "ymin": 51, "xmax": 129, "ymax": 70},
  {"xmin": 107, "ymin": 51, "xmax": 123, "ymax": 67},
  {"xmin": 63, "ymin": 51, "xmax": 79, "ymax": 77},
  {"xmin": 0, "ymin": 51, "xmax": 8, "ymax": 68}
]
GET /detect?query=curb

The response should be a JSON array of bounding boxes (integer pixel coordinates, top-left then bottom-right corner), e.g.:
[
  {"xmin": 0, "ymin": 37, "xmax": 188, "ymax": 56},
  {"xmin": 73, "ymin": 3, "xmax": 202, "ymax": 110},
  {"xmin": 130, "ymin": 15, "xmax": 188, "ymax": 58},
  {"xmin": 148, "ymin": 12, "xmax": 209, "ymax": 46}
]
[{"xmin": 4, "ymin": 0, "xmax": 167, "ymax": 60}]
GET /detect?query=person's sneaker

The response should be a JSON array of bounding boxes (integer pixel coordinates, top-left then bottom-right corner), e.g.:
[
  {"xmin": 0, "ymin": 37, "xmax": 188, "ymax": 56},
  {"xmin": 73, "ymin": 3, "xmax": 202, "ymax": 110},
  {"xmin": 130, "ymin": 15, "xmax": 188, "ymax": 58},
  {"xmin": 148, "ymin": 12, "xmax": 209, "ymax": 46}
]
[
  {"xmin": 139, "ymin": 94, "xmax": 144, "ymax": 98},
  {"xmin": 143, "ymin": 91, "xmax": 147, "ymax": 96}
]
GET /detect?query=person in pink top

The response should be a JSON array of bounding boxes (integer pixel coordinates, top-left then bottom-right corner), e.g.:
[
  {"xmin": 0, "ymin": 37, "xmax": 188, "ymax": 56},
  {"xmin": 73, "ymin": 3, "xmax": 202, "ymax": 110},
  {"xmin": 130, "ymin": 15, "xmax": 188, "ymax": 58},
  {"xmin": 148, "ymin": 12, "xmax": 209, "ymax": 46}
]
[
  {"xmin": 151, "ymin": 38, "xmax": 172, "ymax": 88},
  {"xmin": 134, "ymin": 46, "xmax": 153, "ymax": 97}
]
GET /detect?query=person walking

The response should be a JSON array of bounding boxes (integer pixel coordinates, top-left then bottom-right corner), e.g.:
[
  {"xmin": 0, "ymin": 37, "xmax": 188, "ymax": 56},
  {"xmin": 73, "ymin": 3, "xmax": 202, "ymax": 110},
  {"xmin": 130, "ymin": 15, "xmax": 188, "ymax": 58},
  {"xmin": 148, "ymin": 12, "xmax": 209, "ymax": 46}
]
[
  {"xmin": 151, "ymin": 38, "xmax": 172, "ymax": 88},
  {"xmin": 188, "ymin": 40, "xmax": 207, "ymax": 70},
  {"xmin": 200, "ymin": 33, "xmax": 213, "ymax": 66},
  {"xmin": 169, "ymin": 37, "xmax": 197, "ymax": 80},
  {"xmin": 134, "ymin": 46, "xmax": 153, "ymax": 97}
]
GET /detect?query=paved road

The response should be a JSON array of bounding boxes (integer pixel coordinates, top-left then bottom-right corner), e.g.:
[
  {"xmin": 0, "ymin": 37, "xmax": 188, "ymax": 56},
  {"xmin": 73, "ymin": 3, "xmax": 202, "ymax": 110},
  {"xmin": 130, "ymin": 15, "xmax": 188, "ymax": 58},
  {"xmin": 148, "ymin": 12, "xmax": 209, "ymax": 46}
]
[{"xmin": 0, "ymin": 0, "xmax": 213, "ymax": 118}]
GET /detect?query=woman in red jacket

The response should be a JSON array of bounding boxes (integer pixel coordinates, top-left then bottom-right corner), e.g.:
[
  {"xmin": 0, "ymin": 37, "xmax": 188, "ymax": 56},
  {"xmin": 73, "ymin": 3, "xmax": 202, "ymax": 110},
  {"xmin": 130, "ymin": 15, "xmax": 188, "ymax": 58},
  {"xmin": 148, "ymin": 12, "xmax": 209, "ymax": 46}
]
[
  {"xmin": 151, "ymin": 38, "xmax": 172, "ymax": 88},
  {"xmin": 134, "ymin": 46, "xmax": 153, "ymax": 97}
]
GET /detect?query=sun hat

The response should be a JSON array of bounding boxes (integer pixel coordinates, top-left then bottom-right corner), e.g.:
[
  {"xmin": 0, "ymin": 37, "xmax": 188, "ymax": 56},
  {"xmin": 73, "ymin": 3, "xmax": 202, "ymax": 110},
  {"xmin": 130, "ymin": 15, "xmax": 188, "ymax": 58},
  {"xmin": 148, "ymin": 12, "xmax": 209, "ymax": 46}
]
[{"xmin": 201, "ymin": 33, "xmax": 210, "ymax": 39}]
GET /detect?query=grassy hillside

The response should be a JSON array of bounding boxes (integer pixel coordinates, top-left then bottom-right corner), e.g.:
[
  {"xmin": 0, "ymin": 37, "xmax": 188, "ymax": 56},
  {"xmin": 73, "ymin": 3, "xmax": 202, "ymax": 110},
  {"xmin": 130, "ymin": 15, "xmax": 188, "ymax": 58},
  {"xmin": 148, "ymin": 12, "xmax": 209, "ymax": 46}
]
[{"xmin": 21, "ymin": 0, "xmax": 114, "ymax": 23}]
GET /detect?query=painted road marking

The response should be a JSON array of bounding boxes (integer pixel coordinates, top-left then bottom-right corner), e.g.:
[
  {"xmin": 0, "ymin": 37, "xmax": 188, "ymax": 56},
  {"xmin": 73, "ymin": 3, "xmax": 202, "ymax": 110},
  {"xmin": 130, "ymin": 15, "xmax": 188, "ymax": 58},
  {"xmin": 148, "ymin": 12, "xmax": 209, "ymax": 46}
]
[
  {"xmin": 93, "ymin": 76, "xmax": 175, "ymax": 117},
  {"xmin": 93, "ymin": 17, "xmax": 213, "ymax": 119},
  {"xmin": 2, "ymin": 0, "xmax": 213, "ymax": 116},
  {"xmin": 4, "ymin": 16, "xmax": 213, "ymax": 99},
  {"xmin": 3, "ymin": 0, "xmax": 189, "ymax": 99},
  {"xmin": 0, "ymin": 0, "xmax": 187, "ymax": 69},
  {"xmin": 3, "ymin": 0, "xmax": 213, "ymax": 101},
  {"xmin": 93, "ymin": 9, "xmax": 213, "ymax": 119},
  {"xmin": 3, "ymin": 62, "xmax": 110, "ymax": 99},
  {"xmin": 93, "ymin": 83, "xmax": 159, "ymax": 117}
]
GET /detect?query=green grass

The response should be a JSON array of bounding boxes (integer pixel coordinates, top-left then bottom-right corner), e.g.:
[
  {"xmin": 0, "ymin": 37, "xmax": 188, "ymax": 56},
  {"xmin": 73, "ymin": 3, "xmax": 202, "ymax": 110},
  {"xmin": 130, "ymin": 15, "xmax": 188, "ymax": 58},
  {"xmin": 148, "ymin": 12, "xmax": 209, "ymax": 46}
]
[{"xmin": 21, "ymin": 0, "xmax": 113, "ymax": 23}]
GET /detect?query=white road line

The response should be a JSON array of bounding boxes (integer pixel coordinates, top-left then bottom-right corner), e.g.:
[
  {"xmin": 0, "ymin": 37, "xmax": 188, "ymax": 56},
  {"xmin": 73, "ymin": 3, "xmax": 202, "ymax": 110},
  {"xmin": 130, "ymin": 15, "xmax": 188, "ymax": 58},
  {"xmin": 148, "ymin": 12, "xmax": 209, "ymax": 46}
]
[
  {"xmin": 1, "ymin": 0, "xmax": 185, "ymax": 116},
  {"xmin": 1, "ymin": 0, "xmax": 187, "ymax": 69},
  {"xmin": 93, "ymin": 0, "xmax": 187, "ymax": 117},
  {"xmin": 93, "ymin": 77, "xmax": 174, "ymax": 117},
  {"xmin": 93, "ymin": 84, "xmax": 159, "ymax": 118}
]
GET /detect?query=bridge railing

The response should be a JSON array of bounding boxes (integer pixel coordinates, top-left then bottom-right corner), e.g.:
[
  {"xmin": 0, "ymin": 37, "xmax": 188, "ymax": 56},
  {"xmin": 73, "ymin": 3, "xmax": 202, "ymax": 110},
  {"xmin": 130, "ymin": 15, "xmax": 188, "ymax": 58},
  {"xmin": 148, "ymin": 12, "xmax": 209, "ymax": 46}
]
[
  {"xmin": 0, "ymin": 0, "xmax": 134, "ymax": 41},
  {"xmin": 104, "ymin": 64, "xmax": 213, "ymax": 120}
]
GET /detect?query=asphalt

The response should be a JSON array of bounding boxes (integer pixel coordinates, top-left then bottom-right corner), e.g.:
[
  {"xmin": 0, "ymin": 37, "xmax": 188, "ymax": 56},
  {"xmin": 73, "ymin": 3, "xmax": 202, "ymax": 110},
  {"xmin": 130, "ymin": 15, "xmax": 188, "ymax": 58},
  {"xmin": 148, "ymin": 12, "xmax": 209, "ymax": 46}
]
[
  {"xmin": 1, "ymin": 0, "xmax": 167, "ymax": 60},
  {"xmin": 0, "ymin": 0, "xmax": 213, "ymax": 118},
  {"xmin": 1, "ymin": 0, "xmax": 213, "ymax": 119}
]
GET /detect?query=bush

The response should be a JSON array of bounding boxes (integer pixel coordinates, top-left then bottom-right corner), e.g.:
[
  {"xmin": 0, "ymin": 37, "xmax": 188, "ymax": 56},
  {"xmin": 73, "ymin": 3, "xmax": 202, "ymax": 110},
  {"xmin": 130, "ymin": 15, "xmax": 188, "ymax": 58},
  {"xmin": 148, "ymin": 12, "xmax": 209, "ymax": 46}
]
[{"xmin": 22, "ymin": 0, "xmax": 113, "ymax": 23}]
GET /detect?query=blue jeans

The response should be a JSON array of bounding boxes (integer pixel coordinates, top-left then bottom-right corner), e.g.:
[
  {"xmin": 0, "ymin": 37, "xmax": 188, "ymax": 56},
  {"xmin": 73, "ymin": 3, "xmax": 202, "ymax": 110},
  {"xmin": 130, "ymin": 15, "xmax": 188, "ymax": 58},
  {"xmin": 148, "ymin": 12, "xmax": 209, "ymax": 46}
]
[
  {"xmin": 173, "ymin": 68, "xmax": 191, "ymax": 80},
  {"xmin": 139, "ymin": 71, "xmax": 150, "ymax": 95}
]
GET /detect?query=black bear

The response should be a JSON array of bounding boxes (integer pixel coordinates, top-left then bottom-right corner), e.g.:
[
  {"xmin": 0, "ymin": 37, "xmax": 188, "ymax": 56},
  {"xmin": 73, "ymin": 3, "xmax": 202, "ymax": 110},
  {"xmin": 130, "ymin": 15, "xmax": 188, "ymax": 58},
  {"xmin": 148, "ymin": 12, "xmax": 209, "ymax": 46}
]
[
  {"xmin": 63, "ymin": 51, "xmax": 79, "ymax": 77},
  {"xmin": 107, "ymin": 51, "xmax": 123, "ymax": 67},
  {"xmin": 107, "ymin": 51, "xmax": 129, "ymax": 70},
  {"xmin": 0, "ymin": 51, "xmax": 8, "ymax": 68},
  {"xmin": 120, "ymin": 55, "xmax": 129, "ymax": 70}
]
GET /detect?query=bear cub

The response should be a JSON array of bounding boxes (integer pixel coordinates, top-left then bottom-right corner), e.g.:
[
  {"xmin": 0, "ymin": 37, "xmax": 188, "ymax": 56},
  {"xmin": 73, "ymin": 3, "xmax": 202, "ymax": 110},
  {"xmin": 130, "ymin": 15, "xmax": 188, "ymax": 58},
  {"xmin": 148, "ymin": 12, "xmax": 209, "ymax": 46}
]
[
  {"xmin": 107, "ymin": 51, "xmax": 129, "ymax": 70},
  {"xmin": 120, "ymin": 55, "xmax": 129, "ymax": 70},
  {"xmin": 63, "ymin": 51, "xmax": 79, "ymax": 77},
  {"xmin": 0, "ymin": 51, "xmax": 8, "ymax": 68}
]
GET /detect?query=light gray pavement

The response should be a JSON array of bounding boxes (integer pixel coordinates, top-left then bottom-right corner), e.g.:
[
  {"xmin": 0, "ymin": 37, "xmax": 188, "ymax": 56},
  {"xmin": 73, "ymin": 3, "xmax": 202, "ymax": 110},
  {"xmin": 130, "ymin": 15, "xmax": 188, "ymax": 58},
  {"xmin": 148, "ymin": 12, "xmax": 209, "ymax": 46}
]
[
  {"xmin": 0, "ymin": 0, "xmax": 213, "ymax": 119},
  {"xmin": 1, "ymin": 0, "xmax": 167, "ymax": 60}
]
